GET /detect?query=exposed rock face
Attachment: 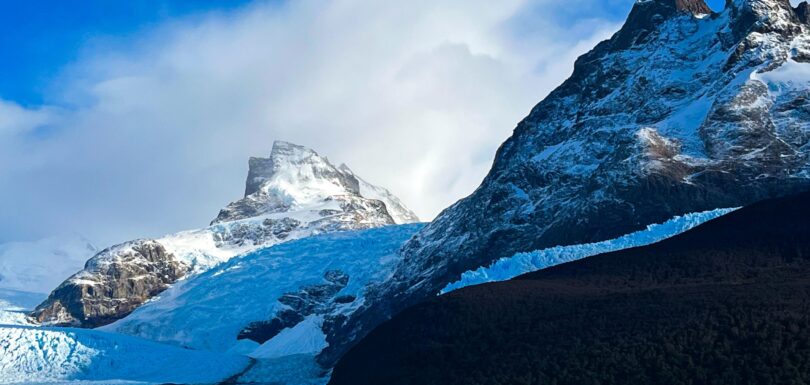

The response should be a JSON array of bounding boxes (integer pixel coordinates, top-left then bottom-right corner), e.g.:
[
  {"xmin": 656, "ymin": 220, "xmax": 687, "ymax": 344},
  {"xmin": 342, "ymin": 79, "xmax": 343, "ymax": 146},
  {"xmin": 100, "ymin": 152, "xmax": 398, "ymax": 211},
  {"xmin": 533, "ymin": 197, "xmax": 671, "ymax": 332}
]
[
  {"xmin": 320, "ymin": 0, "xmax": 810, "ymax": 365},
  {"xmin": 237, "ymin": 270, "xmax": 351, "ymax": 345},
  {"xmin": 215, "ymin": 141, "xmax": 417, "ymax": 225},
  {"xmin": 330, "ymin": 191, "xmax": 810, "ymax": 385},
  {"xmin": 797, "ymin": 1, "xmax": 810, "ymax": 24},
  {"xmin": 33, "ymin": 141, "xmax": 418, "ymax": 327},
  {"xmin": 32, "ymin": 241, "xmax": 186, "ymax": 328}
]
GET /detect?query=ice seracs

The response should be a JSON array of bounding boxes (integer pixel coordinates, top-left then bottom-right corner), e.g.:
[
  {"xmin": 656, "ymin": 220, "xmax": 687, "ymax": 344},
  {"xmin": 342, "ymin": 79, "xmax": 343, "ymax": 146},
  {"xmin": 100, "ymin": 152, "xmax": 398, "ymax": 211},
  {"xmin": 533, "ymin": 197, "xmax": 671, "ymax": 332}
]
[
  {"xmin": 0, "ymin": 325, "xmax": 249, "ymax": 385},
  {"xmin": 32, "ymin": 141, "xmax": 418, "ymax": 328},
  {"xmin": 106, "ymin": 224, "xmax": 424, "ymax": 385},
  {"xmin": 441, "ymin": 207, "xmax": 736, "ymax": 294}
]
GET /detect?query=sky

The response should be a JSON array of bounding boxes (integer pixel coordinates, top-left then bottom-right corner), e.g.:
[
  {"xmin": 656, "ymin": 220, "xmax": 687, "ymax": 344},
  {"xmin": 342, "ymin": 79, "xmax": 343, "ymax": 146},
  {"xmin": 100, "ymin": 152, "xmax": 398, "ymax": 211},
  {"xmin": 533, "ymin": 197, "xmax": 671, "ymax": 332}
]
[{"xmin": 0, "ymin": 0, "xmax": 753, "ymax": 246}]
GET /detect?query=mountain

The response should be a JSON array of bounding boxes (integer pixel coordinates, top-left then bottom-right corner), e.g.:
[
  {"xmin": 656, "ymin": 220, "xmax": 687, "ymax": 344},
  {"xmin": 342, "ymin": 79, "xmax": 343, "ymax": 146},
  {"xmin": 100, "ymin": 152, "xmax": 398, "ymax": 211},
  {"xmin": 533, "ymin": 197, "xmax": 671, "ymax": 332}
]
[
  {"xmin": 105, "ymin": 224, "xmax": 424, "ymax": 385},
  {"xmin": 213, "ymin": 141, "xmax": 418, "ymax": 225},
  {"xmin": 320, "ymin": 0, "xmax": 810, "ymax": 364},
  {"xmin": 330, "ymin": 190, "xmax": 810, "ymax": 385},
  {"xmin": 0, "ymin": 236, "xmax": 97, "ymax": 295},
  {"xmin": 32, "ymin": 141, "xmax": 418, "ymax": 328}
]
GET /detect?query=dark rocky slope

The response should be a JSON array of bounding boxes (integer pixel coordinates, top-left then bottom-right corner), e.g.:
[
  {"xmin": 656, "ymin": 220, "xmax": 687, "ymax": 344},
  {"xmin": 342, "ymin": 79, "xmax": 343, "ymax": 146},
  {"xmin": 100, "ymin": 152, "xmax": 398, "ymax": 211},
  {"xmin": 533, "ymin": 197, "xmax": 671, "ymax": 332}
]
[
  {"xmin": 321, "ymin": 0, "xmax": 810, "ymax": 364},
  {"xmin": 330, "ymin": 190, "xmax": 810, "ymax": 385}
]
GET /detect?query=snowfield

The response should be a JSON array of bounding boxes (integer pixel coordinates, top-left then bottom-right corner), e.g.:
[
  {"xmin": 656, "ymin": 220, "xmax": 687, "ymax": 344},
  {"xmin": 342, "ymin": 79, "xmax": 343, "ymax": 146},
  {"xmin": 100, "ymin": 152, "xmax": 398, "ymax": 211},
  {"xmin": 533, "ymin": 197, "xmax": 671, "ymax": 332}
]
[
  {"xmin": 0, "ymin": 212, "xmax": 739, "ymax": 385},
  {"xmin": 441, "ymin": 208, "xmax": 737, "ymax": 294},
  {"xmin": 106, "ymin": 224, "xmax": 424, "ymax": 383},
  {"xmin": 0, "ymin": 326, "xmax": 250, "ymax": 385},
  {"xmin": 108, "ymin": 224, "xmax": 424, "ymax": 351}
]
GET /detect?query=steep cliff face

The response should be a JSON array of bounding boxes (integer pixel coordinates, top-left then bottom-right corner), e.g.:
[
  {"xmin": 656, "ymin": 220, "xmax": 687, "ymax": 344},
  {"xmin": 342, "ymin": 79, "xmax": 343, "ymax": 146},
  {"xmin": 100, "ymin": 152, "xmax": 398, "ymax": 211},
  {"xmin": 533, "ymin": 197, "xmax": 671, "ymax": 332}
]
[
  {"xmin": 32, "ymin": 141, "xmax": 417, "ymax": 327},
  {"xmin": 321, "ymin": 0, "xmax": 810, "ymax": 364}
]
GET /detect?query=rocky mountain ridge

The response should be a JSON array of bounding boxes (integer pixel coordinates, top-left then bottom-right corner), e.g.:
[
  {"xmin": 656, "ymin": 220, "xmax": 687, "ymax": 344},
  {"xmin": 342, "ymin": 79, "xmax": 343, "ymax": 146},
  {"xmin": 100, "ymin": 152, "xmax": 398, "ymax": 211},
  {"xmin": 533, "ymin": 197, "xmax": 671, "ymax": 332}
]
[
  {"xmin": 32, "ymin": 141, "xmax": 417, "ymax": 327},
  {"xmin": 330, "ymin": 191, "xmax": 810, "ymax": 385},
  {"xmin": 320, "ymin": 0, "xmax": 810, "ymax": 364}
]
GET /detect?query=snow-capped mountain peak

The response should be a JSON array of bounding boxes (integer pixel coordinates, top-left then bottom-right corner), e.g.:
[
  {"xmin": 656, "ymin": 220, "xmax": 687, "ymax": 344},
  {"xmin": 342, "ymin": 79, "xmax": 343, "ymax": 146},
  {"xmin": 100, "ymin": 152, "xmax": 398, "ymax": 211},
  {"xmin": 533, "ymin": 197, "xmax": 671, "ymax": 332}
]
[
  {"xmin": 250, "ymin": 141, "xmax": 358, "ymax": 203},
  {"xmin": 33, "ymin": 141, "xmax": 418, "ymax": 327},
  {"xmin": 215, "ymin": 141, "xmax": 417, "ymax": 224}
]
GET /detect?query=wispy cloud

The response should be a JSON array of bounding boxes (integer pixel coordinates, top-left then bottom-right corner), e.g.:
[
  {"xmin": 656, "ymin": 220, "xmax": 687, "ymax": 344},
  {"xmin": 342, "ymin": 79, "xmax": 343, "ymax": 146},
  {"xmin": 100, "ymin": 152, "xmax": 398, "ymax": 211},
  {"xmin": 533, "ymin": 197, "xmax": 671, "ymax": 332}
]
[{"xmin": 0, "ymin": 0, "xmax": 625, "ymax": 245}]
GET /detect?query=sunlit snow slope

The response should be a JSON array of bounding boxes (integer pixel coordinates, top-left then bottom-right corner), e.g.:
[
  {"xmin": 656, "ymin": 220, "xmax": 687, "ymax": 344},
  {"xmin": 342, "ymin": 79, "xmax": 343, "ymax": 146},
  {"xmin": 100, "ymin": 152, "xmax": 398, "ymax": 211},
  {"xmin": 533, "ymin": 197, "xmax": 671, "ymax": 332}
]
[{"xmin": 108, "ymin": 224, "xmax": 424, "ymax": 355}]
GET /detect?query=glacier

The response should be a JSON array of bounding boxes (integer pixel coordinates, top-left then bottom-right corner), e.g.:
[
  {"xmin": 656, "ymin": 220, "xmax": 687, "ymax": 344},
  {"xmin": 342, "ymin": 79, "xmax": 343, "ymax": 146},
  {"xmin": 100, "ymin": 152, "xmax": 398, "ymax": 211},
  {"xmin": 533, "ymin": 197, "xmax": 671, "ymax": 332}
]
[
  {"xmin": 105, "ymin": 223, "xmax": 424, "ymax": 384},
  {"xmin": 1, "ymin": 224, "xmax": 426, "ymax": 385},
  {"xmin": 0, "ymin": 326, "xmax": 250, "ymax": 385},
  {"xmin": 441, "ymin": 207, "xmax": 737, "ymax": 294}
]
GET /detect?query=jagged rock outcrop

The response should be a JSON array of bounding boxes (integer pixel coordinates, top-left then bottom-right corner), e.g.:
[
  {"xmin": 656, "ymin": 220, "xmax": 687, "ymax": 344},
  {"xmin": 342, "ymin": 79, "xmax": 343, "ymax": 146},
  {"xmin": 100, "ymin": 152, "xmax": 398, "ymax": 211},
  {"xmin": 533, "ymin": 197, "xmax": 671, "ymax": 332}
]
[
  {"xmin": 797, "ymin": 1, "xmax": 810, "ymax": 24},
  {"xmin": 320, "ymin": 0, "xmax": 810, "ymax": 365},
  {"xmin": 237, "ymin": 270, "xmax": 351, "ymax": 345},
  {"xmin": 33, "ymin": 141, "xmax": 418, "ymax": 327},
  {"xmin": 32, "ymin": 241, "xmax": 186, "ymax": 327},
  {"xmin": 215, "ymin": 141, "xmax": 417, "ymax": 225}
]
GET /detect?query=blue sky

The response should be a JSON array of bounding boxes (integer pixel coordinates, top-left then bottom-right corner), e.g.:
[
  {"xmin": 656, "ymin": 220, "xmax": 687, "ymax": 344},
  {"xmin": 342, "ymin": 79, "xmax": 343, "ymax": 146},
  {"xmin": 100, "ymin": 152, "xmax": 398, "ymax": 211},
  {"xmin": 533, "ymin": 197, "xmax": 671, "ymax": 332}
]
[
  {"xmin": 0, "ymin": 0, "xmax": 734, "ymax": 107},
  {"xmin": 0, "ymin": 0, "xmax": 255, "ymax": 105},
  {"xmin": 0, "ymin": 0, "xmax": 762, "ymax": 246}
]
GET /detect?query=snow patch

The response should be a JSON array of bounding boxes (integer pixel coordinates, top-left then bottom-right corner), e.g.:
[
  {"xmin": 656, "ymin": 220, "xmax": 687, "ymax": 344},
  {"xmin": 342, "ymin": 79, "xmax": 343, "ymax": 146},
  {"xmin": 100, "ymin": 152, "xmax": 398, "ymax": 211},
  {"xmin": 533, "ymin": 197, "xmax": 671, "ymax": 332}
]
[{"xmin": 250, "ymin": 316, "xmax": 328, "ymax": 359}]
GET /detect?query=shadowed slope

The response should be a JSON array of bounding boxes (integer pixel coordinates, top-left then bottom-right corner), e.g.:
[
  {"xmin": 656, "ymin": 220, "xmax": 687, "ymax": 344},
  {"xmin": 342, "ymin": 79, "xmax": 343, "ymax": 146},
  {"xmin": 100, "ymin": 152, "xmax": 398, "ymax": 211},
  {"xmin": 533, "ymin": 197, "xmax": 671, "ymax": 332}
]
[{"xmin": 330, "ymin": 190, "xmax": 810, "ymax": 385}]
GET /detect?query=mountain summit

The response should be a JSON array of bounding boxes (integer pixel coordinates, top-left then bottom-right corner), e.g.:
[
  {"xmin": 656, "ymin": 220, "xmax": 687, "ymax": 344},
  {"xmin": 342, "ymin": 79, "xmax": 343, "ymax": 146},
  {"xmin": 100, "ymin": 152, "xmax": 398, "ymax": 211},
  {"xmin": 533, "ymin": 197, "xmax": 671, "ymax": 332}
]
[
  {"xmin": 32, "ymin": 142, "xmax": 416, "ymax": 327},
  {"xmin": 216, "ymin": 141, "xmax": 418, "ymax": 225},
  {"xmin": 321, "ymin": 0, "xmax": 810, "ymax": 364}
]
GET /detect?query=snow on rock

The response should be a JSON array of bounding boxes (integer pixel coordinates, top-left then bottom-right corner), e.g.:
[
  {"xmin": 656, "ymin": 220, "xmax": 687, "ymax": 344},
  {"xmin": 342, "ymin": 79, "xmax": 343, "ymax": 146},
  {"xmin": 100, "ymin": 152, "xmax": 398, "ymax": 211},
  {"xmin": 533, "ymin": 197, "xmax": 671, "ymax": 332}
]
[
  {"xmin": 0, "ymin": 326, "xmax": 250, "ymax": 385},
  {"xmin": 32, "ymin": 141, "xmax": 419, "ymax": 328},
  {"xmin": 441, "ymin": 208, "xmax": 737, "ymax": 294},
  {"xmin": 338, "ymin": 164, "xmax": 420, "ymax": 224},
  {"xmin": 106, "ymin": 224, "xmax": 423, "ymax": 353},
  {"xmin": 250, "ymin": 316, "xmax": 328, "ymax": 359},
  {"xmin": 105, "ymin": 224, "xmax": 422, "ymax": 384},
  {"xmin": 214, "ymin": 141, "xmax": 418, "ymax": 225}
]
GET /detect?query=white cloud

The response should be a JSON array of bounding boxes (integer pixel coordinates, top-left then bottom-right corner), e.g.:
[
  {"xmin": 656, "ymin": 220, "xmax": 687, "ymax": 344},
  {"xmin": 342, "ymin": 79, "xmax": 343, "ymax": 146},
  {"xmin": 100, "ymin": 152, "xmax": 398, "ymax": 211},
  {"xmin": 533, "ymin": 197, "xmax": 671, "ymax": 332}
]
[
  {"xmin": 0, "ymin": 0, "xmax": 623, "ymax": 246},
  {"xmin": 0, "ymin": 101, "xmax": 56, "ymax": 136}
]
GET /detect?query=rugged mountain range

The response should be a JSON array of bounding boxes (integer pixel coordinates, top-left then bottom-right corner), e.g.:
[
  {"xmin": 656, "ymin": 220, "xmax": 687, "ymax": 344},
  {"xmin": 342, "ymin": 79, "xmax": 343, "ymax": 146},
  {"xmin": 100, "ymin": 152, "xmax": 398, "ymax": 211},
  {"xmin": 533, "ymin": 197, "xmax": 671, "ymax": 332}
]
[
  {"xmin": 31, "ymin": 141, "xmax": 417, "ymax": 327},
  {"xmin": 321, "ymin": 0, "xmax": 810, "ymax": 364},
  {"xmin": 330, "ymin": 190, "xmax": 810, "ymax": 385}
]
